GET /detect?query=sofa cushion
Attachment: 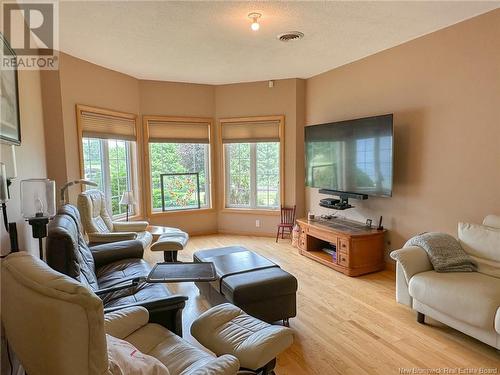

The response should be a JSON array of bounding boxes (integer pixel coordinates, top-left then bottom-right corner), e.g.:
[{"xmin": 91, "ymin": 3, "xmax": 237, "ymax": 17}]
[
  {"xmin": 107, "ymin": 334, "xmax": 170, "ymax": 375},
  {"xmin": 97, "ymin": 258, "xmax": 152, "ymax": 288},
  {"xmin": 47, "ymin": 213, "xmax": 99, "ymax": 291},
  {"xmin": 483, "ymin": 215, "xmax": 500, "ymax": 229},
  {"xmin": 458, "ymin": 222, "xmax": 500, "ymax": 278},
  {"xmin": 126, "ymin": 323, "xmax": 219, "ymax": 375},
  {"xmin": 409, "ymin": 271, "xmax": 500, "ymax": 330},
  {"xmin": 97, "ymin": 258, "xmax": 171, "ymax": 308}
]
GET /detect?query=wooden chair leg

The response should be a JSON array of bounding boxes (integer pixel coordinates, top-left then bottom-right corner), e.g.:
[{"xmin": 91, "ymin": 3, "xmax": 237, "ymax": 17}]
[
  {"xmin": 276, "ymin": 227, "xmax": 280, "ymax": 242},
  {"xmin": 281, "ymin": 227, "xmax": 284, "ymax": 239}
]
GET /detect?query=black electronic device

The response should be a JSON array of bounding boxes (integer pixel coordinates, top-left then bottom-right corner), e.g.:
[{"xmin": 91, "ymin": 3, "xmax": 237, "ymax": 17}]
[
  {"xmin": 319, "ymin": 189, "xmax": 368, "ymax": 210},
  {"xmin": 305, "ymin": 114, "xmax": 393, "ymax": 197}
]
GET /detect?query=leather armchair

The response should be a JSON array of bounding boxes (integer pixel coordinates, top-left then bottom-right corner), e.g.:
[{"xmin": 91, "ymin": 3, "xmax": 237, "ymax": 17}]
[
  {"xmin": 47, "ymin": 204, "xmax": 187, "ymax": 335},
  {"xmin": 77, "ymin": 189, "xmax": 153, "ymax": 249},
  {"xmin": 390, "ymin": 214, "xmax": 500, "ymax": 349},
  {"xmin": 1, "ymin": 253, "xmax": 240, "ymax": 375}
]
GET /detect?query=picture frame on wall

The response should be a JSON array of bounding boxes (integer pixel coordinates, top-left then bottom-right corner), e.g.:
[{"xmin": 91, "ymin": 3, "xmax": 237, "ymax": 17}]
[{"xmin": 0, "ymin": 34, "xmax": 21, "ymax": 145}]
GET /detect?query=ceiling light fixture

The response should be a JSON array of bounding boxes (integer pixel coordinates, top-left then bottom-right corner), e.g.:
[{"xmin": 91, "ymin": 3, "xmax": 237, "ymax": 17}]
[{"xmin": 248, "ymin": 12, "xmax": 261, "ymax": 31}]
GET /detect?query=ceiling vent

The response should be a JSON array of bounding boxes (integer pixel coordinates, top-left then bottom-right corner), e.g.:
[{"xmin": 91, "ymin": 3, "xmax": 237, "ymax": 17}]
[{"xmin": 277, "ymin": 31, "xmax": 304, "ymax": 42}]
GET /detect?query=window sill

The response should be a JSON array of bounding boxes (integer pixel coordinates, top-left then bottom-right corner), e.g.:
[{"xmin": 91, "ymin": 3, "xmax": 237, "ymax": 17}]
[
  {"xmin": 220, "ymin": 208, "xmax": 280, "ymax": 216},
  {"xmin": 148, "ymin": 207, "xmax": 215, "ymax": 217}
]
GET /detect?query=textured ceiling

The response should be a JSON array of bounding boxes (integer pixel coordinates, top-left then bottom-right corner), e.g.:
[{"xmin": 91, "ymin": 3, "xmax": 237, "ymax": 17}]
[{"xmin": 59, "ymin": 1, "xmax": 499, "ymax": 84}]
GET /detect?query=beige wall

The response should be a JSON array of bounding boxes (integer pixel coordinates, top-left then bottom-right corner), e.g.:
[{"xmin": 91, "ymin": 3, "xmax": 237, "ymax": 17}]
[
  {"xmin": 40, "ymin": 10, "xmax": 499, "ymax": 240},
  {"xmin": 305, "ymin": 9, "xmax": 500, "ymax": 256},
  {"xmin": 0, "ymin": 70, "xmax": 47, "ymax": 257},
  {"xmin": 138, "ymin": 80, "xmax": 218, "ymax": 234},
  {"xmin": 43, "ymin": 56, "xmax": 305, "ymax": 235},
  {"xmin": 215, "ymin": 79, "xmax": 305, "ymax": 235}
]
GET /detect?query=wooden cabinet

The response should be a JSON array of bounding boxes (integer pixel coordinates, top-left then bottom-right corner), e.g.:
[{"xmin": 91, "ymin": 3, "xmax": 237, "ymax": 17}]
[{"xmin": 296, "ymin": 218, "xmax": 386, "ymax": 276}]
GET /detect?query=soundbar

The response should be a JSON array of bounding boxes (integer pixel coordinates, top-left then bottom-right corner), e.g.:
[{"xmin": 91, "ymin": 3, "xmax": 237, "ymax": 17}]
[{"xmin": 318, "ymin": 189, "xmax": 368, "ymax": 200}]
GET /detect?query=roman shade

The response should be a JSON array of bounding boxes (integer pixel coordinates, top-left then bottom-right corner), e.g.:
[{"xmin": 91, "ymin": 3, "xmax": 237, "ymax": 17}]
[
  {"xmin": 221, "ymin": 119, "xmax": 281, "ymax": 143},
  {"xmin": 147, "ymin": 119, "xmax": 210, "ymax": 144},
  {"xmin": 80, "ymin": 110, "xmax": 137, "ymax": 141}
]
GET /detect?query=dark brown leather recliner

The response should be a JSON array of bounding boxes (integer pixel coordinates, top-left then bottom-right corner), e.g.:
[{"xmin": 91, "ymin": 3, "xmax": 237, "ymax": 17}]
[{"xmin": 46, "ymin": 204, "xmax": 188, "ymax": 335}]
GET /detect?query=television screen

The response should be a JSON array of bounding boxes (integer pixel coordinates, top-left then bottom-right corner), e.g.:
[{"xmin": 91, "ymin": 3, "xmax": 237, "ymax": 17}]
[{"xmin": 305, "ymin": 114, "xmax": 393, "ymax": 197}]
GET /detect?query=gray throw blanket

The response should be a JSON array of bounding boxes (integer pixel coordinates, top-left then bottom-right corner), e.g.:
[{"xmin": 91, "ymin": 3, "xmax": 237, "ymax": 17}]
[{"xmin": 404, "ymin": 232, "xmax": 477, "ymax": 272}]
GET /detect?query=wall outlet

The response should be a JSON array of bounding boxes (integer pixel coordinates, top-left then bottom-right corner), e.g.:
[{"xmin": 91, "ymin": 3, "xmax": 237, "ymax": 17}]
[{"xmin": 255, "ymin": 219, "xmax": 261, "ymax": 228}]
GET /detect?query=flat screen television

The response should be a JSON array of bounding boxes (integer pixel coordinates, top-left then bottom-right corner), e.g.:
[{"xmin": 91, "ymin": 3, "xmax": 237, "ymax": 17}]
[{"xmin": 305, "ymin": 114, "xmax": 393, "ymax": 197}]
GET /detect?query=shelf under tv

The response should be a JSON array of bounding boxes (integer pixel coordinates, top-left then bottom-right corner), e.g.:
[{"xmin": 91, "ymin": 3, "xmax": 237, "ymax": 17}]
[{"xmin": 319, "ymin": 189, "xmax": 368, "ymax": 210}]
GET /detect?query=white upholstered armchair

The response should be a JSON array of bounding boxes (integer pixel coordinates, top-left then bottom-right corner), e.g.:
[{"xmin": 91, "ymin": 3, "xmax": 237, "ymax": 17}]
[
  {"xmin": 390, "ymin": 215, "xmax": 500, "ymax": 349},
  {"xmin": 1, "ymin": 253, "xmax": 240, "ymax": 375},
  {"xmin": 77, "ymin": 189, "xmax": 153, "ymax": 249}
]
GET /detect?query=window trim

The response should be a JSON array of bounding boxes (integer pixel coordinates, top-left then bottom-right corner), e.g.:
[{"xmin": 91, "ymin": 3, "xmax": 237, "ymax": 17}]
[
  {"xmin": 219, "ymin": 115, "xmax": 285, "ymax": 213},
  {"xmin": 142, "ymin": 115, "xmax": 216, "ymax": 218},
  {"xmin": 76, "ymin": 104, "xmax": 140, "ymax": 219}
]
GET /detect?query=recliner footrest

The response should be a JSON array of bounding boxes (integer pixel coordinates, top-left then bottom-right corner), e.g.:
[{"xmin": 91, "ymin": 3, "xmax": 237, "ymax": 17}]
[
  {"xmin": 151, "ymin": 229, "xmax": 189, "ymax": 262},
  {"xmin": 191, "ymin": 303, "xmax": 293, "ymax": 371}
]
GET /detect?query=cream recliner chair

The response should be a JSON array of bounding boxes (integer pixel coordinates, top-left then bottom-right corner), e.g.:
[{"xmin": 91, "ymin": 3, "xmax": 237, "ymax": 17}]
[
  {"xmin": 77, "ymin": 189, "xmax": 153, "ymax": 249},
  {"xmin": 1, "ymin": 252, "xmax": 239, "ymax": 375},
  {"xmin": 390, "ymin": 214, "xmax": 500, "ymax": 349}
]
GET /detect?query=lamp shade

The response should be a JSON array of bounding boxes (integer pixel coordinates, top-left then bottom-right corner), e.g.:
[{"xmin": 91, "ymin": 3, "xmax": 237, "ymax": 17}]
[
  {"xmin": 20, "ymin": 179, "xmax": 56, "ymax": 219},
  {"xmin": 120, "ymin": 191, "xmax": 135, "ymax": 205}
]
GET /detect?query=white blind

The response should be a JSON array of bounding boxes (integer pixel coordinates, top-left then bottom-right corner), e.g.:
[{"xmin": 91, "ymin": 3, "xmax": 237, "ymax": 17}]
[
  {"xmin": 147, "ymin": 120, "xmax": 210, "ymax": 144},
  {"xmin": 221, "ymin": 120, "xmax": 280, "ymax": 143},
  {"xmin": 80, "ymin": 111, "xmax": 136, "ymax": 141}
]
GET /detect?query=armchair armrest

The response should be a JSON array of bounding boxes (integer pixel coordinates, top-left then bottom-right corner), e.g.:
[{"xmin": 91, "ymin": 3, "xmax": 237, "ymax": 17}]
[
  {"xmin": 104, "ymin": 295, "xmax": 188, "ymax": 336},
  {"xmin": 105, "ymin": 306, "xmax": 149, "ymax": 339},
  {"xmin": 390, "ymin": 246, "xmax": 433, "ymax": 282},
  {"xmin": 187, "ymin": 355, "xmax": 239, "ymax": 375},
  {"xmin": 88, "ymin": 232, "xmax": 137, "ymax": 243},
  {"xmin": 113, "ymin": 221, "xmax": 149, "ymax": 232},
  {"xmin": 90, "ymin": 240, "xmax": 144, "ymax": 267}
]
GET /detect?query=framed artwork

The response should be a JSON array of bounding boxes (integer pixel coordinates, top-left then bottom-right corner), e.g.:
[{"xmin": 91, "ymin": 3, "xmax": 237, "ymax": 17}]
[{"xmin": 0, "ymin": 34, "xmax": 21, "ymax": 145}]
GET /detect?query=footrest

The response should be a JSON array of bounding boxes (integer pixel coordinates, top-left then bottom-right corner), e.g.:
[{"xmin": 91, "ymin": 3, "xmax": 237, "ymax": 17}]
[
  {"xmin": 191, "ymin": 303, "xmax": 293, "ymax": 371},
  {"xmin": 150, "ymin": 230, "xmax": 189, "ymax": 252}
]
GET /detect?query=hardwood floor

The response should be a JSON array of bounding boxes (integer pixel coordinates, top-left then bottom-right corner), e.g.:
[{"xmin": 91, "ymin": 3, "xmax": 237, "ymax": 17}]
[{"xmin": 144, "ymin": 234, "xmax": 500, "ymax": 375}]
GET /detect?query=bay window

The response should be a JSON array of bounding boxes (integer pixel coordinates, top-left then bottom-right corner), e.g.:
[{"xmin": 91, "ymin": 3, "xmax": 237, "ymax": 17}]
[
  {"xmin": 144, "ymin": 116, "xmax": 213, "ymax": 214},
  {"xmin": 77, "ymin": 105, "xmax": 138, "ymax": 218},
  {"xmin": 221, "ymin": 116, "xmax": 284, "ymax": 211}
]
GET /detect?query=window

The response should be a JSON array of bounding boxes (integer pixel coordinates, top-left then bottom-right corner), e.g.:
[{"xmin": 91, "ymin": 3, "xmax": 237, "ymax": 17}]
[
  {"xmin": 149, "ymin": 143, "xmax": 210, "ymax": 211},
  {"xmin": 82, "ymin": 138, "xmax": 134, "ymax": 217},
  {"xmin": 144, "ymin": 116, "xmax": 213, "ymax": 214},
  {"xmin": 77, "ymin": 105, "xmax": 138, "ymax": 219},
  {"xmin": 220, "ymin": 116, "xmax": 284, "ymax": 211},
  {"xmin": 225, "ymin": 142, "xmax": 280, "ymax": 209}
]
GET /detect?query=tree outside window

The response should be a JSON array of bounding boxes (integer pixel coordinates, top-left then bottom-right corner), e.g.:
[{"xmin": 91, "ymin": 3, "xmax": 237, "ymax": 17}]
[
  {"xmin": 82, "ymin": 137, "xmax": 134, "ymax": 217},
  {"xmin": 225, "ymin": 142, "xmax": 280, "ymax": 209},
  {"xmin": 149, "ymin": 143, "xmax": 210, "ymax": 211}
]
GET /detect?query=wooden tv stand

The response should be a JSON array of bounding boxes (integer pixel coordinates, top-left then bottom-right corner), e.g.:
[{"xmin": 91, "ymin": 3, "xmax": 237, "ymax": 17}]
[{"xmin": 296, "ymin": 218, "xmax": 386, "ymax": 276}]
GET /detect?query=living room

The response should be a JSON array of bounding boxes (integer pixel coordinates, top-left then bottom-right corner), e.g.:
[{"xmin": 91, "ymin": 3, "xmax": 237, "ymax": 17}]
[{"xmin": 0, "ymin": 2, "xmax": 499, "ymax": 375}]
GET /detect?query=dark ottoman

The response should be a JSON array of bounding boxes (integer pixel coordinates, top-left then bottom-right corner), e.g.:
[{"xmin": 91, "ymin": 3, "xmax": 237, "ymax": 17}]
[{"xmin": 193, "ymin": 246, "xmax": 298, "ymax": 325}]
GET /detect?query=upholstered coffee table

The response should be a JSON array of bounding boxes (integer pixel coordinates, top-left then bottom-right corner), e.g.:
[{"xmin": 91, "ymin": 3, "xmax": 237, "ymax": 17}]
[{"xmin": 193, "ymin": 246, "xmax": 298, "ymax": 325}]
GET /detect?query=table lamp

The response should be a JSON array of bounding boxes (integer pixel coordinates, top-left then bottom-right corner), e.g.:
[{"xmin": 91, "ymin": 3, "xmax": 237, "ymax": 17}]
[
  {"xmin": 120, "ymin": 191, "xmax": 135, "ymax": 221},
  {"xmin": 21, "ymin": 179, "xmax": 56, "ymax": 259}
]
